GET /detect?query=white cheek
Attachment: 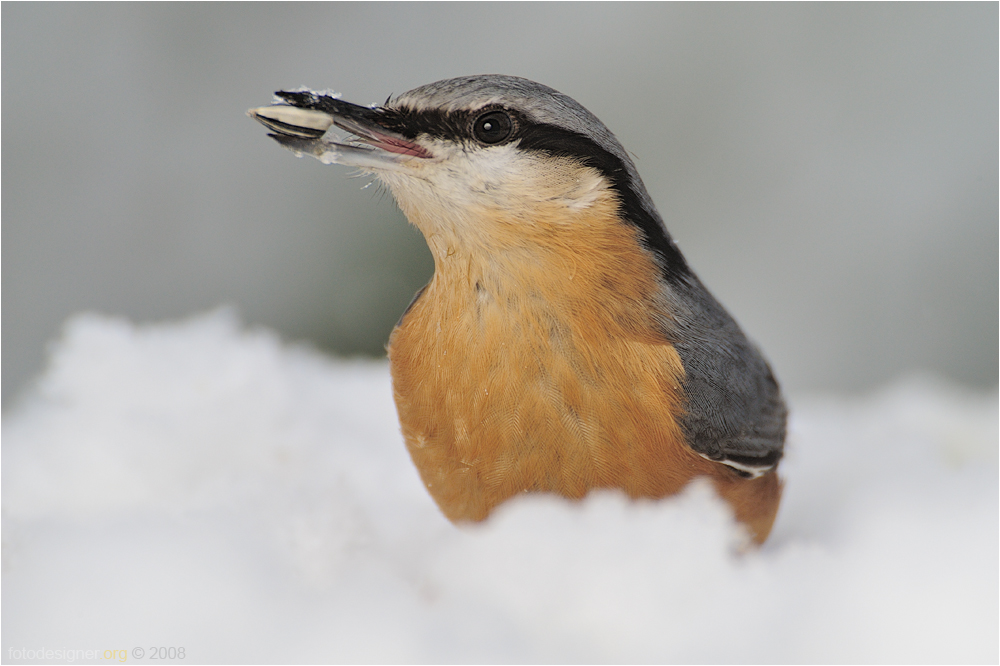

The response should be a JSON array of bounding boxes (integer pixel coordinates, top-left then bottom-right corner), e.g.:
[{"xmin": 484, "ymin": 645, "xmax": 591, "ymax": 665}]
[
  {"xmin": 376, "ymin": 142, "xmax": 608, "ymax": 238},
  {"xmin": 425, "ymin": 144, "xmax": 526, "ymax": 209},
  {"xmin": 560, "ymin": 171, "xmax": 605, "ymax": 210}
]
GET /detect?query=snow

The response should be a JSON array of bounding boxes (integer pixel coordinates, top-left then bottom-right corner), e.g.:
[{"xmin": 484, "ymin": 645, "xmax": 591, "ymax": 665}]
[{"xmin": 3, "ymin": 310, "xmax": 997, "ymax": 663}]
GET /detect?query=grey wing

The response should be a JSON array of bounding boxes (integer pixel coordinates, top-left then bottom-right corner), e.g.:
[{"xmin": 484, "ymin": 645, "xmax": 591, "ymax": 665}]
[{"xmin": 664, "ymin": 277, "xmax": 787, "ymax": 478}]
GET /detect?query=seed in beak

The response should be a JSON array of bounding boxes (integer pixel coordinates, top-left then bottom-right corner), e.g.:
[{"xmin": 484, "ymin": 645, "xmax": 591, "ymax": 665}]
[{"xmin": 247, "ymin": 106, "xmax": 334, "ymax": 138}]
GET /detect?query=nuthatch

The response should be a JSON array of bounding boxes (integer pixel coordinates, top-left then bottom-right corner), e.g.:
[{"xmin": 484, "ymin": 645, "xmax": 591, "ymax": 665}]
[{"xmin": 249, "ymin": 75, "xmax": 786, "ymax": 543}]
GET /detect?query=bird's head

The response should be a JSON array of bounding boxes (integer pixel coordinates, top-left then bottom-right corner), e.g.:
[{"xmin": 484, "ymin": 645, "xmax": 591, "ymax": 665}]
[{"xmin": 249, "ymin": 75, "xmax": 689, "ymax": 279}]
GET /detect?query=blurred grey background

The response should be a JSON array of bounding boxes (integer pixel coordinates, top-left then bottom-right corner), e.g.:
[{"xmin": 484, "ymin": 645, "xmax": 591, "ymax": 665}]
[{"xmin": 3, "ymin": 3, "xmax": 997, "ymax": 405}]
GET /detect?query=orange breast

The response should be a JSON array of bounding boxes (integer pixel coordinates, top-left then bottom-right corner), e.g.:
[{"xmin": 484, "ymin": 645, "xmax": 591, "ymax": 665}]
[{"xmin": 388, "ymin": 196, "xmax": 781, "ymax": 543}]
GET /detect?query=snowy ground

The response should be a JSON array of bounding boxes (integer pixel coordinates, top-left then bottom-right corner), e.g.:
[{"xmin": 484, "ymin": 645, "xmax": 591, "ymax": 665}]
[{"xmin": 3, "ymin": 310, "xmax": 997, "ymax": 663}]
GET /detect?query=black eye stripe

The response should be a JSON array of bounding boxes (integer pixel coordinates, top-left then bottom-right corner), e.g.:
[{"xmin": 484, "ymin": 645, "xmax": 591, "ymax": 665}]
[
  {"xmin": 375, "ymin": 105, "xmax": 691, "ymax": 283},
  {"xmin": 377, "ymin": 106, "xmax": 515, "ymax": 145},
  {"xmin": 376, "ymin": 107, "xmax": 471, "ymax": 143}
]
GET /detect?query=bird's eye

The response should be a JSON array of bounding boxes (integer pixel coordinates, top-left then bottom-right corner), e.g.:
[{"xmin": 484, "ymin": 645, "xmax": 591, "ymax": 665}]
[{"xmin": 473, "ymin": 111, "xmax": 513, "ymax": 145}]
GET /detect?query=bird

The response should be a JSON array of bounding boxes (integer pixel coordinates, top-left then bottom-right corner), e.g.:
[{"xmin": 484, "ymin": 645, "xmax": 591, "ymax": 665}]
[{"xmin": 248, "ymin": 75, "xmax": 787, "ymax": 543}]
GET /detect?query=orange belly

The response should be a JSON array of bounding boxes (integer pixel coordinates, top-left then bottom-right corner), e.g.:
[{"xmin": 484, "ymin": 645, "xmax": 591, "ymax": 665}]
[
  {"xmin": 388, "ymin": 201, "xmax": 781, "ymax": 543},
  {"xmin": 388, "ymin": 274, "xmax": 780, "ymax": 543}
]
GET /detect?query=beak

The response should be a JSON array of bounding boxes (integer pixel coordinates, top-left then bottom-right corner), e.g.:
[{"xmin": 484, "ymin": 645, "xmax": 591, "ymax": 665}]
[{"xmin": 247, "ymin": 89, "xmax": 431, "ymax": 169}]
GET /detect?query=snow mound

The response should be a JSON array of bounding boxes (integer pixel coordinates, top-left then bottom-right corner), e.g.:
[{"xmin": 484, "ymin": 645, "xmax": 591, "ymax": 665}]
[{"xmin": 3, "ymin": 310, "xmax": 997, "ymax": 663}]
